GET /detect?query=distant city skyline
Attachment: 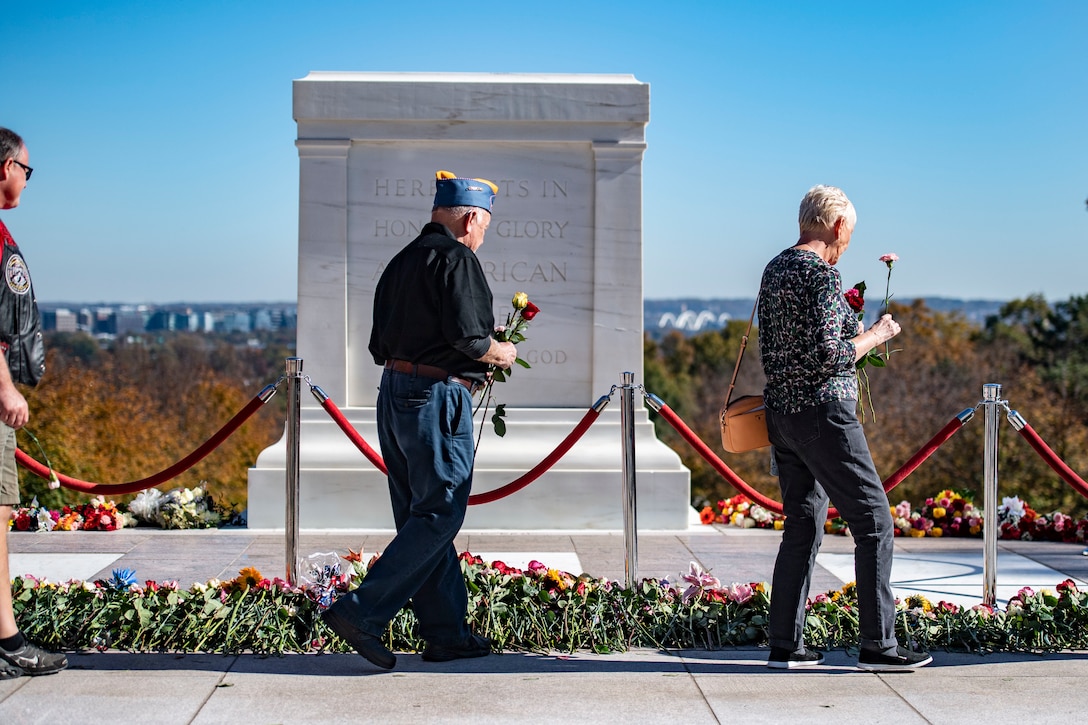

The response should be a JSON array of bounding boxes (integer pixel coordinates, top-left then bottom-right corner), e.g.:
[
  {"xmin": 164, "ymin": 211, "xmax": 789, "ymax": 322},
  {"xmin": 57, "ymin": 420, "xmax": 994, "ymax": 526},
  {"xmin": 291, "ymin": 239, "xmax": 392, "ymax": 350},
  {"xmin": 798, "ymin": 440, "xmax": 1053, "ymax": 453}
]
[
  {"xmin": 39, "ymin": 301, "xmax": 297, "ymax": 336},
  {"xmin": 37, "ymin": 295, "xmax": 1009, "ymax": 338}
]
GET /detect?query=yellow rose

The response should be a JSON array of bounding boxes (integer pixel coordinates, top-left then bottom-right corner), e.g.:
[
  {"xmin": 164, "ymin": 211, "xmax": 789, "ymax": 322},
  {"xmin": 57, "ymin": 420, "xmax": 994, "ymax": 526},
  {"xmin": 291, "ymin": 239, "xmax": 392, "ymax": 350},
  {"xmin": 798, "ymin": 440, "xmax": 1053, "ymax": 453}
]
[
  {"xmin": 512, "ymin": 292, "xmax": 529, "ymax": 309},
  {"xmin": 930, "ymin": 527, "xmax": 943, "ymax": 537},
  {"xmin": 932, "ymin": 507, "xmax": 947, "ymax": 519}
]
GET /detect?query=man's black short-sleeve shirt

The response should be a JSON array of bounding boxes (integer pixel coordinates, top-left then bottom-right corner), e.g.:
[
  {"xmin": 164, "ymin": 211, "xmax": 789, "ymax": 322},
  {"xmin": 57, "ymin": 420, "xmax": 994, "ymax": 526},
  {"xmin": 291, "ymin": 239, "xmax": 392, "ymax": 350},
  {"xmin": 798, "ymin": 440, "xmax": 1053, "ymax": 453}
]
[{"xmin": 369, "ymin": 222, "xmax": 494, "ymax": 384}]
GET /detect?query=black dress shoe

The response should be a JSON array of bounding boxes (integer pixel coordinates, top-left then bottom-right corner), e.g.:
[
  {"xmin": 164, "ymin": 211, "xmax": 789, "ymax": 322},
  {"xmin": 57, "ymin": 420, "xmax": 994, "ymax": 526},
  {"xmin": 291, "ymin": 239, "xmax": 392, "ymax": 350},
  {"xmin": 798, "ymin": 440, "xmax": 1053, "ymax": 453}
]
[
  {"xmin": 421, "ymin": 633, "xmax": 492, "ymax": 662},
  {"xmin": 321, "ymin": 606, "xmax": 396, "ymax": 670}
]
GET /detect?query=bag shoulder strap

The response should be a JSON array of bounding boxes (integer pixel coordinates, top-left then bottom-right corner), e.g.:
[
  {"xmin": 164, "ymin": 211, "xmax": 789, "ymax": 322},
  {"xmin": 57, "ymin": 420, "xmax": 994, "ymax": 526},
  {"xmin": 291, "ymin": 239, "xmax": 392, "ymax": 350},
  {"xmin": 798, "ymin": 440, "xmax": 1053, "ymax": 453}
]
[{"xmin": 724, "ymin": 299, "xmax": 758, "ymax": 407}]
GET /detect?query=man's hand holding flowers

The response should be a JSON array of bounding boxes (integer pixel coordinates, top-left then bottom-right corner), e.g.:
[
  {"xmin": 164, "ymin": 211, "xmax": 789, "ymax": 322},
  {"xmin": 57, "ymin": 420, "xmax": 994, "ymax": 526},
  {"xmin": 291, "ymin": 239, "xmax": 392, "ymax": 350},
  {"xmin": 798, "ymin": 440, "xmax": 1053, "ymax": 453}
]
[{"xmin": 475, "ymin": 292, "xmax": 540, "ymax": 440}]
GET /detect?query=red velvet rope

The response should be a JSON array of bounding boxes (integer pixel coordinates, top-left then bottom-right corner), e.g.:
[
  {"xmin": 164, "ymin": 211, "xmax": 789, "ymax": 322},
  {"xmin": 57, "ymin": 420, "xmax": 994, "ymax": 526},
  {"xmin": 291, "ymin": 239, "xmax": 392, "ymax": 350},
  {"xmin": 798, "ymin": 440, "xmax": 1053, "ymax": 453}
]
[
  {"xmin": 880, "ymin": 416, "xmax": 968, "ymax": 492},
  {"xmin": 654, "ymin": 402, "xmax": 968, "ymax": 519},
  {"xmin": 468, "ymin": 407, "xmax": 601, "ymax": 505},
  {"xmin": 15, "ymin": 393, "xmax": 270, "ymax": 495},
  {"xmin": 1016, "ymin": 423, "xmax": 1088, "ymax": 499},
  {"xmin": 319, "ymin": 397, "xmax": 388, "ymax": 475},
  {"xmin": 316, "ymin": 394, "xmax": 603, "ymax": 505},
  {"xmin": 654, "ymin": 403, "xmax": 784, "ymax": 512}
]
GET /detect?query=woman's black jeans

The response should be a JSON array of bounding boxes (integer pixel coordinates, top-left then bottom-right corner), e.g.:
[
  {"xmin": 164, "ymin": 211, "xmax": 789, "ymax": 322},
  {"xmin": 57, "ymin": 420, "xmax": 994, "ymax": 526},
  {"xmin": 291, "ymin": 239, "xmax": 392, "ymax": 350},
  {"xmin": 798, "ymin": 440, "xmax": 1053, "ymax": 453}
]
[{"xmin": 766, "ymin": 399, "xmax": 898, "ymax": 654}]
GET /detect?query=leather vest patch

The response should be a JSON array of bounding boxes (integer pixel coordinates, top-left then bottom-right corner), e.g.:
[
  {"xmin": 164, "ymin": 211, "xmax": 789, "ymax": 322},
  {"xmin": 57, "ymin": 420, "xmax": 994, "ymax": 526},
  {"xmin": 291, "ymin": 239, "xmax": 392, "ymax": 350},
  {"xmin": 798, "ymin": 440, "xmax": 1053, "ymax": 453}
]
[{"xmin": 5, "ymin": 253, "xmax": 31, "ymax": 295}]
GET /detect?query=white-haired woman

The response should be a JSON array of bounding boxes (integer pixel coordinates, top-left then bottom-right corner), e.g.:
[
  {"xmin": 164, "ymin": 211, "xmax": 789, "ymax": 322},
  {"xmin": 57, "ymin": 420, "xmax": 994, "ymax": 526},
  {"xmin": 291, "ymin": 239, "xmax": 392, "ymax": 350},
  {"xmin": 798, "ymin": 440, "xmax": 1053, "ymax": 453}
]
[{"xmin": 757, "ymin": 185, "xmax": 931, "ymax": 671}]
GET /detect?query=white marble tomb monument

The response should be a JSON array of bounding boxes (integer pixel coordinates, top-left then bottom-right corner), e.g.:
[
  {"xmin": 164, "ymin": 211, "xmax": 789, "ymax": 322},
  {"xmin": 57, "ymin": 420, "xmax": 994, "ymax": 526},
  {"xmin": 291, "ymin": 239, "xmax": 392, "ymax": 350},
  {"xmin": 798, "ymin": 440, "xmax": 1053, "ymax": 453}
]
[{"xmin": 247, "ymin": 72, "xmax": 692, "ymax": 530}]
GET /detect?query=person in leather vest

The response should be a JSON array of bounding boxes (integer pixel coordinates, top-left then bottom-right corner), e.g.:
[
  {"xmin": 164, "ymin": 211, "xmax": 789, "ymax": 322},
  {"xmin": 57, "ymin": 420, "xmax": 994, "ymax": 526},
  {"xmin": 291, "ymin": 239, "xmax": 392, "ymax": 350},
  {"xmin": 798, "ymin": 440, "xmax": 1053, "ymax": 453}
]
[{"xmin": 0, "ymin": 127, "xmax": 67, "ymax": 678}]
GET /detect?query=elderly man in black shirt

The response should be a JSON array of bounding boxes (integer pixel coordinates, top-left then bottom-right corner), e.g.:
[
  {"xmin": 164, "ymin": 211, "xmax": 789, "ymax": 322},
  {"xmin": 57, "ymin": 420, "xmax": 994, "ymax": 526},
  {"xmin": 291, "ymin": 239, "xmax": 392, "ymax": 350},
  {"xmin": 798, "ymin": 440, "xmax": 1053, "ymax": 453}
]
[{"xmin": 322, "ymin": 170, "xmax": 516, "ymax": 670}]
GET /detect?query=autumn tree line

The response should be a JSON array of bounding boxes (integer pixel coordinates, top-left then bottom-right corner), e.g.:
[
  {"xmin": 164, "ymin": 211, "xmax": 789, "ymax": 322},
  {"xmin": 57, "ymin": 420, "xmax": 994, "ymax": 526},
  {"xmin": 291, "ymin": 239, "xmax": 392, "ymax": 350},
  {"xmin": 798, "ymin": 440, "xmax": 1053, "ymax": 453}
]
[
  {"xmin": 17, "ymin": 331, "xmax": 289, "ymax": 512},
  {"xmin": 645, "ymin": 295, "xmax": 1088, "ymax": 520},
  {"xmin": 15, "ymin": 295, "xmax": 1088, "ymax": 522}
]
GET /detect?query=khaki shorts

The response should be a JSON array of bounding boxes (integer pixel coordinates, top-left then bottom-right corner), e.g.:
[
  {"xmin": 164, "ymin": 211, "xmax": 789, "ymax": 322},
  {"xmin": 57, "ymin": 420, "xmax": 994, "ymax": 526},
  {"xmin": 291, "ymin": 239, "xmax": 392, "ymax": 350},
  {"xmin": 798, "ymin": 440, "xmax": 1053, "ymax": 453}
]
[{"xmin": 0, "ymin": 423, "xmax": 18, "ymax": 506}]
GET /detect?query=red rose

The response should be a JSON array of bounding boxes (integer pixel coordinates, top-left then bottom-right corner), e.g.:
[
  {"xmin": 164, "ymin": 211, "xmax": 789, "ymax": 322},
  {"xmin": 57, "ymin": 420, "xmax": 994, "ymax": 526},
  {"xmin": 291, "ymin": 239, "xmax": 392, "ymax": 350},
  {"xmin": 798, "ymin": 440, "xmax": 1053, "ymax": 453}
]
[
  {"xmin": 844, "ymin": 287, "xmax": 864, "ymax": 312},
  {"xmin": 522, "ymin": 301, "xmax": 540, "ymax": 321}
]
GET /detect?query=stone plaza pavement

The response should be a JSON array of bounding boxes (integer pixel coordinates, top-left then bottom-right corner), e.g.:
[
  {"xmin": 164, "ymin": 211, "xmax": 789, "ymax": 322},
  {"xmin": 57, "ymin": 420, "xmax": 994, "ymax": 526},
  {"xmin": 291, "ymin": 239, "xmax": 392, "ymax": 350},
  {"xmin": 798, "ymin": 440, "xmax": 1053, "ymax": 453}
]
[{"xmin": 4, "ymin": 524, "xmax": 1088, "ymax": 723}]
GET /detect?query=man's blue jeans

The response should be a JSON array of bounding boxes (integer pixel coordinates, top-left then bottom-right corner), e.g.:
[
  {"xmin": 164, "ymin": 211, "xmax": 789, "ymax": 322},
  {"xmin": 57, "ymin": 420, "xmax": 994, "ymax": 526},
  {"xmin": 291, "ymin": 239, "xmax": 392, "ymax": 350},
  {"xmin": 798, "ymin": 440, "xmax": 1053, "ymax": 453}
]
[
  {"xmin": 331, "ymin": 368, "xmax": 474, "ymax": 646},
  {"xmin": 766, "ymin": 399, "xmax": 898, "ymax": 654}
]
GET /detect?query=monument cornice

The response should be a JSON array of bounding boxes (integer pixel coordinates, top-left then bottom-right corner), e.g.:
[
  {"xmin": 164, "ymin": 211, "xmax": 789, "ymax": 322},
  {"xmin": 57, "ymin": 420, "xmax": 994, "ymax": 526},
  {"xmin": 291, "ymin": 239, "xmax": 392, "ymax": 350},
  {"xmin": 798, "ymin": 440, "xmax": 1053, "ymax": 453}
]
[{"xmin": 294, "ymin": 71, "xmax": 649, "ymax": 126}]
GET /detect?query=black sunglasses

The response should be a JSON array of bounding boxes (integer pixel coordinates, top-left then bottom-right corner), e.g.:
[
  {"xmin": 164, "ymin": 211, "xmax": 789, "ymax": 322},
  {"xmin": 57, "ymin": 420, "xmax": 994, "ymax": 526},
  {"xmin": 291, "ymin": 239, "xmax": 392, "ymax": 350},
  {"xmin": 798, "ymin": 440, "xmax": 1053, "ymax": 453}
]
[{"xmin": 10, "ymin": 159, "xmax": 32, "ymax": 181}]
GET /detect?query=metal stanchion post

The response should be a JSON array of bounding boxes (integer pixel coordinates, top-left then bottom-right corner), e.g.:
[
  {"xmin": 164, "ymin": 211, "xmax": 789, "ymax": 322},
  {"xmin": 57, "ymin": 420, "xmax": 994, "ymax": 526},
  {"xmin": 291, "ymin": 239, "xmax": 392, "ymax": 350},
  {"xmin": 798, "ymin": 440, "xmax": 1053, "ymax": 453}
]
[
  {"xmin": 981, "ymin": 383, "xmax": 1002, "ymax": 607},
  {"xmin": 619, "ymin": 372, "xmax": 639, "ymax": 588},
  {"xmin": 284, "ymin": 357, "xmax": 303, "ymax": 586}
]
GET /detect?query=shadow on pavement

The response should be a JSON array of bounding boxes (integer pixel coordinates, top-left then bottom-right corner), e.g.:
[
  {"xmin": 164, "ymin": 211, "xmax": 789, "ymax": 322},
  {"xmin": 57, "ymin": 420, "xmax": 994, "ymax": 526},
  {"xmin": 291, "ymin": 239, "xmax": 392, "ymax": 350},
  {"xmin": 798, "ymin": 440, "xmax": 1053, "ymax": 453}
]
[{"xmin": 63, "ymin": 647, "xmax": 1088, "ymax": 678}]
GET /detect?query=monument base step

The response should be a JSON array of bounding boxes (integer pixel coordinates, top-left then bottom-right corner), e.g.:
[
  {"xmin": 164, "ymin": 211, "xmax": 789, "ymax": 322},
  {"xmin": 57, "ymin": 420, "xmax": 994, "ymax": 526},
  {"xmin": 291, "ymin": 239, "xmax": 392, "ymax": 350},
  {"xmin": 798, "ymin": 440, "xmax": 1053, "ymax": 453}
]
[{"xmin": 248, "ymin": 406, "xmax": 692, "ymax": 530}]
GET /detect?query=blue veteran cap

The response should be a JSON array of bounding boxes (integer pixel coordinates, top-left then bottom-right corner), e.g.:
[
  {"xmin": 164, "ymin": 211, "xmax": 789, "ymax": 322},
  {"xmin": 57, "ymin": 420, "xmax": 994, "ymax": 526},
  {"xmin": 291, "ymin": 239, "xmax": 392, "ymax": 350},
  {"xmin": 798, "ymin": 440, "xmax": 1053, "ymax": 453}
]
[{"xmin": 433, "ymin": 170, "xmax": 498, "ymax": 212}]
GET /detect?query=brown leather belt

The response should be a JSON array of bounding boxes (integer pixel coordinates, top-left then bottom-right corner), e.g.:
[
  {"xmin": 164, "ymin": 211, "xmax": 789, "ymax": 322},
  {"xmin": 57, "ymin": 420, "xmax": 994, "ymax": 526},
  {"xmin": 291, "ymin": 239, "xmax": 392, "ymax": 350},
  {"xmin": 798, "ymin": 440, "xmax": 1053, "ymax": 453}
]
[{"xmin": 384, "ymin": 359, "xmax": 480, "ymax": 394}]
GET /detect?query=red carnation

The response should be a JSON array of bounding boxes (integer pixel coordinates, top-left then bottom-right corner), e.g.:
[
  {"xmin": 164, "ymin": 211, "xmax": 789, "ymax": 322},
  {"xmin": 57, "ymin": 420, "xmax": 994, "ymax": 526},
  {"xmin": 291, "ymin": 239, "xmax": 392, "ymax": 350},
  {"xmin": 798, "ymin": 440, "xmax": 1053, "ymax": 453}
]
[{"xmin": 522, "ymin": 301, "xmax": 540, "ymax": 321}]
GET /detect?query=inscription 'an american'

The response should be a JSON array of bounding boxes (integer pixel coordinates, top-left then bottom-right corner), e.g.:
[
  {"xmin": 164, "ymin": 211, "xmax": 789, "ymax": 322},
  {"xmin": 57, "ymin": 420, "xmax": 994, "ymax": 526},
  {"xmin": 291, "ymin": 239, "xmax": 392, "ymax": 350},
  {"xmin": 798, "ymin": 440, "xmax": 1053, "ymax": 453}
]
[{"xmin": 371, "ymin": 260, "xmax": 568, "ymax": 283}]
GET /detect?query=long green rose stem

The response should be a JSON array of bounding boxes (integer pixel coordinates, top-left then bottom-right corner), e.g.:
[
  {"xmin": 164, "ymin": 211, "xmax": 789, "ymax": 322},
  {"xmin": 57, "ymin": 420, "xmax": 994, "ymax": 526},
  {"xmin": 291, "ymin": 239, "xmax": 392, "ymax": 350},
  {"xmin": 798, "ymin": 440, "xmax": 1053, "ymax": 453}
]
[
  {"xmin": 882, "ymin": 265, "xmax": 893, "ymax": 358},
  {"xmin": 473, "ymin": 378, "xmax": 496, "ymax": 454}
]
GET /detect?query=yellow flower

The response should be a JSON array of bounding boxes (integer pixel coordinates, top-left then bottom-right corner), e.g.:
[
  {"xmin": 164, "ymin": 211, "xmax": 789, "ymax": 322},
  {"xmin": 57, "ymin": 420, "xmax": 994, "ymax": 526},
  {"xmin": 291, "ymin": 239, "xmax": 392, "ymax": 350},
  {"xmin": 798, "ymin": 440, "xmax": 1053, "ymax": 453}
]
[
  {"xmin": 234, "ymin": 566, "xmax": 264, "ymax": 589},
  {"xmin": 773, "ymin": 520, "xmax": 784, "ymax": 530},
  {"xmin": 544, "ymin": 569, "xmax": 569, "ymax": 591},
  {"xmin": 930, "ymin": 527, "xmax": 943, "ymax": 537},
  {"xmin": 512, "ymin": 292, "xmax": 529, "ymax": 309},
  {"xmin": 906, "ymin": 594, "xmax": 933, "ymax": 612},
  {"xmin": 932, "ymin": 507, "xmax": 947, "ymax": 519},
  {"xmin": 909, "ymin": 528, "xmax": 926, "ymax": 537}
]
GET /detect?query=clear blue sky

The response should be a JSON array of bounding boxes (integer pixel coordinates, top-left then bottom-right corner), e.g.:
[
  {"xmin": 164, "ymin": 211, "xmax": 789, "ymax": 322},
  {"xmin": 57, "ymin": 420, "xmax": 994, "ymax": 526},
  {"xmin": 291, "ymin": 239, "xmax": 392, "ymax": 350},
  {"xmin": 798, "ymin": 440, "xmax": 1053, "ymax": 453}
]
[{"xmin": 4, "ymin": 1, "xmax": 1085, "ymax": 304}]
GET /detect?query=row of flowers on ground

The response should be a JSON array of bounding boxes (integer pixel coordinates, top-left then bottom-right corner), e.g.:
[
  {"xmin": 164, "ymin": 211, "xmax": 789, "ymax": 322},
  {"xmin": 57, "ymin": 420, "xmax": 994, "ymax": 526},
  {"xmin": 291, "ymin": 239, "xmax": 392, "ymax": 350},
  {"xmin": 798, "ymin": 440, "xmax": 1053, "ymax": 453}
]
[
  {"xmin": 7, "ymin": 486, "xmax": 231, "ymax": 531},
  {"xmin": 12, "ymin": 549, "xmax": 1088, "ymax": 655},
  {"xmin": 700, "ymin": 489, "xmax": 1088, "ymax": 543},
  {"xmin": 10, "ymin": 485, "xmax": 1086, "ymax": 543}
]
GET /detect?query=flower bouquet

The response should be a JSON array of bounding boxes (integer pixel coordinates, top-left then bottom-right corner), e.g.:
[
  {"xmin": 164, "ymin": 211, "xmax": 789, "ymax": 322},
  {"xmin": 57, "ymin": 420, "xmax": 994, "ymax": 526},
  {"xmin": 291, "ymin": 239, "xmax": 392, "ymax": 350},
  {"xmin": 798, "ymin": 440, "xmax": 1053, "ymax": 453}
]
[
  {"xmin": 846, "ymin": 253, "xmax": 900, "ymax": 420},
  {"xmin": 475, "ymin": 292, "xmax": 539, "ymax": 441},
  {"xmin": 127, "ymin": 485, "xmax": 222, "ymax": 529}
]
